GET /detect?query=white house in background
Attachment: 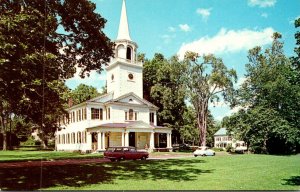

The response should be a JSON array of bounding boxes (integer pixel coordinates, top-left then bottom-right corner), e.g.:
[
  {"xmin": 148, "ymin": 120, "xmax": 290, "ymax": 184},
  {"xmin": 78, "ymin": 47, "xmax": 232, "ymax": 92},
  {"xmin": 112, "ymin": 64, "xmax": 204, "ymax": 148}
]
[
  {"xmin": 214, "ymin": 128, "xmax": 246, "ymax": 150},
  {"xmin": 55, "ymin": 0, "xmax": 172, "ymax": 153}
]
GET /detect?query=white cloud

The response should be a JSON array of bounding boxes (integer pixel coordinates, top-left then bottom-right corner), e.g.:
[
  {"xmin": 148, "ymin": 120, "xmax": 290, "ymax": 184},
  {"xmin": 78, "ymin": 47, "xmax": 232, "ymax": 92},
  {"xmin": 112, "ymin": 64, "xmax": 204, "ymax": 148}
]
[
  {"xmin": 177, "ymin": 27, "xmax": 275, "ymax": 59},
  {"xmin": 179, "ymin": 24, "xmax": 191, "ymax": 32},
  {"xmin": 261, "ymin": 13, "xmax": 268, "ymax": 18},
  {"xmin": 161, "ymin": 34, "xmax": 176, "ymax": 44},
  {"xmin": 248, "ymin": 0, "xmax": 276, "ymax": 8},
  {"xmin": 196, "ymin": 8, "xmax": 212, "ymax": 21},
  {"xmin": 168, "ymin": 26, "xmax": 176, "ymax": 32}
]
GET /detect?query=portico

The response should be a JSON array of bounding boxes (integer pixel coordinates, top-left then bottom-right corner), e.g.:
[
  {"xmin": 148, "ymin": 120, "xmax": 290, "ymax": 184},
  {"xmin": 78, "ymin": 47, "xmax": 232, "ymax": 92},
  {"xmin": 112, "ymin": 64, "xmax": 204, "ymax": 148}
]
[{"xmin": 87, "ymin": 121, "xmax": 172, "ymax": 152}]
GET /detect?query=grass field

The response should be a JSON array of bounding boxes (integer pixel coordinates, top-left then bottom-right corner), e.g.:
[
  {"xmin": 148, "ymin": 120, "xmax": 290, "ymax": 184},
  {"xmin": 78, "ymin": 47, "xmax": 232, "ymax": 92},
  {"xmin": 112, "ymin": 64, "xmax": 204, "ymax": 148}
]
[
  {"xmin": 0, "ymin": 153, "xmax": 299, "ymax": 190},
  {"xmin": 0, "ymin": 150, "xmax": 102, "ymax": 162}
]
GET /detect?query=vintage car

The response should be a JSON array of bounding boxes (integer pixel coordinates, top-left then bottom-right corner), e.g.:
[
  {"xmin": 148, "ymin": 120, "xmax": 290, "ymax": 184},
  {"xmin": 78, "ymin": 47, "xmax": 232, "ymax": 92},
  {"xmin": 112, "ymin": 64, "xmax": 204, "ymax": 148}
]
[
  {"xmin": 193, "ymin": 146, "xmax": 215, "ymax": 157},
  {"xmin": 104, "ymin": 146, "xmax": 149, "ymax": 161}
]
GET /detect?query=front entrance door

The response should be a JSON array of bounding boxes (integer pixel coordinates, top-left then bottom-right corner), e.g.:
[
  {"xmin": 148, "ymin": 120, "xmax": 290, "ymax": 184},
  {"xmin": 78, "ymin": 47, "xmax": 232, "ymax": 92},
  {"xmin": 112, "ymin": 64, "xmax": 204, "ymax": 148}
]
[{"xmin": 129, "ymin": 132, "xmax": 135, "ymax": 147}]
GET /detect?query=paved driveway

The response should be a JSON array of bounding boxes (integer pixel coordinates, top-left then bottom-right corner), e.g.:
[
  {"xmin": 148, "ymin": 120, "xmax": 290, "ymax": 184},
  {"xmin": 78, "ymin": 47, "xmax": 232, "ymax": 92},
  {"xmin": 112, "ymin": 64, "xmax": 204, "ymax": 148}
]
[{"xmin": 0, "ymin": 153, "xmax": 194, "ymax": 168}]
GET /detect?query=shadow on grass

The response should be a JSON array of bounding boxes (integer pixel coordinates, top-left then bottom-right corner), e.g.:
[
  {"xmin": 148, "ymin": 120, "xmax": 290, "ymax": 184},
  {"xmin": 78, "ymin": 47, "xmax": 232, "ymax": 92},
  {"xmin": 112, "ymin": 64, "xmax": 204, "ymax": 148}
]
[
  {"xmin": 0, "ymin": 158, "xmax": 213, "ymax": 190},
  {"xmin": 283, "ymin": 176, "xmax": 300, "ymax": 186}
]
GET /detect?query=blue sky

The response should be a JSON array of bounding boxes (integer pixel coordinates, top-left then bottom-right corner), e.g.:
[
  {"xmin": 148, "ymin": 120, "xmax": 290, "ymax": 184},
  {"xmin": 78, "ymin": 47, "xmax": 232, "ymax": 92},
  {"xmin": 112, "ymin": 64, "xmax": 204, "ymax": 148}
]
[{"xmin": 66, "ymin": 0, "xmax": 300, "ymax": 121}]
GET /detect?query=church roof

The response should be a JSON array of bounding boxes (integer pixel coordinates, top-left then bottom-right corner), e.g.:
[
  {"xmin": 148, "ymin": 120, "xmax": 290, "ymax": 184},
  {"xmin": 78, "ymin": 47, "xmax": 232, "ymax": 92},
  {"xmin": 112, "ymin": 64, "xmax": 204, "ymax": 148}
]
[
  {"xmin": 107, "ymin": 92, "xmax": 159, "ymax": 109},
  {"xmin": 117, "ymin": 0, "xmax": 132, "ymax": 41},
  {"xmin": 214, "ymin": 128, "xmax": 228, "ymax": 136}
]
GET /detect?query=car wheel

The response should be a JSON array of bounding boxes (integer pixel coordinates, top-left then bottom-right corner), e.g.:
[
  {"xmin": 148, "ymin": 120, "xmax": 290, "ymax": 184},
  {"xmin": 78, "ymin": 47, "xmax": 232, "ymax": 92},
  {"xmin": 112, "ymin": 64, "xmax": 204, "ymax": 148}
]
[
  {"xmin": 213, "ymin": 152, "xmax": 215, "ymax": 156},
  {"xmin": 120, "ymin": 157, "xmax": 125, "ymax": 161},
  {"xmin": 141, "ymin": 156, "xmax": 146, "ymax": 160},
  {"xmin": 194, "ymin": 155, "xmax": 198, "ymax": 157},
  {"xmin": 110, "ymin": 159, "xmax": 115, "ymax": 162},
  {"xmin": 202, "ymin": 154, "xmax": 206, "ymax": 157}
]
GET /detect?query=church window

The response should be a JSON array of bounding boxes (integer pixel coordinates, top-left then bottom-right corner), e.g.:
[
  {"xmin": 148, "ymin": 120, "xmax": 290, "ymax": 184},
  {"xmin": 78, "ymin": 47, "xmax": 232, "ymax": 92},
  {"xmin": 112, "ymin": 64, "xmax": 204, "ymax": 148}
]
[
  {"xmin": 100, "ymin": 108, "xmax": 103, "ymax": 120},
  {"xmin": 68, "ymin": 133, "xmax": 70, "ymax": 144},
  {"xmin": 111, "ymin": 74, "xmax": 114, "ymax": 81},
  {"xmin": 78, "ymin": 110, "xmax": 81, "ymax": 121},
  {"xmin": 106, "ymin": 108, "xmax": 111, "ymax": 120},
  {"xmin": 128, "ymin": 73, "xmax": 134, "ymax": 80},
  {"xmin": 77, "ymin": 132, "xmax": 81, "ymax": 143},
  {"xmin": 129, "ymin": 109, "xmax": 134, "ymax": 120},
  {"xmin": 129, "ymin": 99, "xmax": 133, "ymax": 102},
  {"xmin": 91, "ymin": 108, "xmax": 100, "ymax": 119},
  {"xmin": 117, "ymin": 44, "xmax": 125, "ymax": 58},
  {"xmin": 125, "ymin": 111, "xmax": 128, "ymax": 120},
  {"xmin": 83, "ymin": 108, "xmax": 87, "ymax": 120},
  {"xmin": 126, "ymin": 46, "xmax": 132, "ymax": 60},
  {"xmin": 150, "ymin": 112, "xmax": 154, "ymax": 124},
  {"xmin": 72, "ymin": 112, "xmax": 75, "ymax": 122},
  {"xmin": 108, "ymin": 108, "xmax": 111, "ymax": 120},
  {"xmin": 72, "ymin": 132, "xmax": 75, "ymax": 144},
  {"xmin": 135, "ymin": 112, "xmax": 137, "ymax": 120}
]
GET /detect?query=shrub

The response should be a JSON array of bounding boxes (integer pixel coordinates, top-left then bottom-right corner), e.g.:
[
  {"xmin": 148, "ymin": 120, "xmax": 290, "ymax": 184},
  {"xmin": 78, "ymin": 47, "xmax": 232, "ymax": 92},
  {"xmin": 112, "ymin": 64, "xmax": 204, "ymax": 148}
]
[{"xmin": 225, "ymin": 144, "xmax": 233, "ymax": 153}]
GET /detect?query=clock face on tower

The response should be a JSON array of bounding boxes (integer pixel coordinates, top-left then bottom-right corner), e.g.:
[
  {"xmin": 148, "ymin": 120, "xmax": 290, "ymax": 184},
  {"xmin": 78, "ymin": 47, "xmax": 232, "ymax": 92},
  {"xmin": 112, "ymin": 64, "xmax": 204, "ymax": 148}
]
[{"xmin": 128, "ymin": 73, "xmax": 134, "ymax": 80}]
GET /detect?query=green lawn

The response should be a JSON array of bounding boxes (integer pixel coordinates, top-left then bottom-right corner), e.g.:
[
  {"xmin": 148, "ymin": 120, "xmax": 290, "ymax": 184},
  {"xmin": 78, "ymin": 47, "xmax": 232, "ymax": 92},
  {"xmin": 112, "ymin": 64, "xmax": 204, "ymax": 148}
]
[
  {"xmin": 0, "ymin": 150, "xmax": 102, "ymax": 162},
  {"xmin": 0, "ymin": 154, "xmax": 299, "ymax": 190}
]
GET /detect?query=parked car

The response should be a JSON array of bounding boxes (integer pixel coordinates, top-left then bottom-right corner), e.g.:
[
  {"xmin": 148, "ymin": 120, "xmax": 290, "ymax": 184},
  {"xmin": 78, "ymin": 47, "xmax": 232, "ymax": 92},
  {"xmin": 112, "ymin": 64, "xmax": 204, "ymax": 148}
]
[
  {"xmin": 193, "ymin": 146, "xmax": 215, "ymax": 157},
  {"xmin": 172, "ymin": 143, "xmax": 191, "ymax": 152},
  {"xmin": 104, "ymin": 146, "xmax": 149, "ymax": 161}
]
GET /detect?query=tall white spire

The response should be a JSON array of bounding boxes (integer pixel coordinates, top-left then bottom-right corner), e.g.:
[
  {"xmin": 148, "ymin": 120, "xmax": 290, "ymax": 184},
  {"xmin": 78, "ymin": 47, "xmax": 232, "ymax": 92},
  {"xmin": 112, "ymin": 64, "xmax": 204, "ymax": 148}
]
[{"xmin": 117, "ymin": 0, "xmax": 132, "ymax": 41}]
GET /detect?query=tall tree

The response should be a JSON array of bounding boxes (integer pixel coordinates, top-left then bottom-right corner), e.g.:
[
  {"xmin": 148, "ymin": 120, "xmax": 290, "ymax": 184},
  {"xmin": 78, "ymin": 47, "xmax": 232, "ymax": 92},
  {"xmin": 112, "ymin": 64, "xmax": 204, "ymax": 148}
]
[
  {"xmin": 143, "ymin": 54, "xmax": 187, "ymax": 143},
  {"xmin": 0, "ymin": 0, "xmax": 114, "ymax": 149},
  {"xmin": 225, "ymin": 33, "xmax": 300, "ymax": 154},
  {"xmin": 71, "ymin": 84, "xmax": 100, "ymax": 105},
  {"xmin": 184, "ymin": 52, "xmax": 237, "ymax": 147}
]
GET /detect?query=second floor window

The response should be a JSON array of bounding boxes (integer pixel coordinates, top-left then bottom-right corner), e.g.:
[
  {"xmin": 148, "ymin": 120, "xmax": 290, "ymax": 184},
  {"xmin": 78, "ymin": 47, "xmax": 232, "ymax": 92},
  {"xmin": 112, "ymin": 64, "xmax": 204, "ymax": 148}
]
[
  {"xmin": 91, "ymin": 108, "xmax": 100, "ymax": 119},
  {"xmin": 150, "ymin": 112, "xmax": 154, "ymax": 124},
  {"xmin": 129, "ymin": 109, "xmax": 134, "ymax": 120}
]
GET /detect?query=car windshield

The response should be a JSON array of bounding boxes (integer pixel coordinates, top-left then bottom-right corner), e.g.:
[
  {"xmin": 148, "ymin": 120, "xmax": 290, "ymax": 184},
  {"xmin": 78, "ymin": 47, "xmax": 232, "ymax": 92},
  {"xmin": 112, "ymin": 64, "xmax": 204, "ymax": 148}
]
[
  {"xmin": 198, "ymin": 147, "xmax": 208, "ymax": 150},
  {"xmin": 107, "ymin": 148, "xmax": 115, "ymax": 152}
]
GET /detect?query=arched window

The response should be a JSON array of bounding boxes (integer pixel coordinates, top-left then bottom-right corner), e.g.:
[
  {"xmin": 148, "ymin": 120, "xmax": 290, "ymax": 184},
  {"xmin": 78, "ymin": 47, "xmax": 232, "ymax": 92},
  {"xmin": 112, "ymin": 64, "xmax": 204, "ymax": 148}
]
[
  {"xmin": 129, "ymin": 109, "xmax": 134, "ymax": 120},
  {"xmin": 126, "ymin": 46, "xmax": 132, "ymax": 60},
  {"xmin": 117, "ymin": 44, "xmax": 125, "ymax": 58},
  {"xmin": 62, "ymin": 134, "xmax": 65, "ymax": 144}
]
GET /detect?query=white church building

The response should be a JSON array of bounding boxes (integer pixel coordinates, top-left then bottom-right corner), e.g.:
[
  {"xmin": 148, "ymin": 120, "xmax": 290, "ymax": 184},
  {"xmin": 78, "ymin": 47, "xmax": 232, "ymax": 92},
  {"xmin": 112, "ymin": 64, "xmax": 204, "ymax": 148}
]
[{"xmin": 55, "ymin": 0, "xmax": 172, "ymax": 153}]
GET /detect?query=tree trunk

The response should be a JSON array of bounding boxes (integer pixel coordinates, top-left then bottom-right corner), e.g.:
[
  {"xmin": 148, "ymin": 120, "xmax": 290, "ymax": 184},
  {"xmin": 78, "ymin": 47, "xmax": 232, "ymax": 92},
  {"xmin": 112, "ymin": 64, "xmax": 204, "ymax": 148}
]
[
  {"xmin": 197, "ymin": 100, "xmax": 208, "ymax": 147},
  {"xmin": 1, "ymin": 116, "xmax": 7, "ymax": 151},
  {"xmin": 38, "ymin": 129, "xmax": 48, "ymax": 149}
]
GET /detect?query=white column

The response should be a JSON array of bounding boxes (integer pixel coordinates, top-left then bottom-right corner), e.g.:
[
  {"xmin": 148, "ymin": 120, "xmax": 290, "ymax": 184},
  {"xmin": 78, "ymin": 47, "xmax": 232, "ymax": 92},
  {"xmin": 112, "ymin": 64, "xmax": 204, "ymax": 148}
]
[
  {"xmin": 102, "ymin": 132, "xmax": 105, "ymax": 150},
  {"xmin": 97, "ymin": 132, "xmax": 102, "ymax": 150},
  {"xmin": 150, "ymin": 132, "xmax": 154, "ymax": 149},
  {"xmin": 124, "ymin": 131, "xmax": 129, "ymax": 146},
  {"xmin": 121, "ymin": 131, "xmax": 125, "ymax": 146},
  {"xmin": 166, "ymin": 133, "xmax": 169, "ymax": 148},
  {"xmin": 87, "ymin": 132, "xmax": 92, "ymax": 150}
]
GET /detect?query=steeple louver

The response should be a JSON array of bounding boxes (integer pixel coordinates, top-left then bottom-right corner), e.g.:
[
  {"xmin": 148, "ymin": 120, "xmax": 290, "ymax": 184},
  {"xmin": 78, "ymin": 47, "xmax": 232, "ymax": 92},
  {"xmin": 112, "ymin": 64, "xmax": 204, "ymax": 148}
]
[{"xmin": 117, "ymin": 0, "xmax": 132, "ymax": 41}]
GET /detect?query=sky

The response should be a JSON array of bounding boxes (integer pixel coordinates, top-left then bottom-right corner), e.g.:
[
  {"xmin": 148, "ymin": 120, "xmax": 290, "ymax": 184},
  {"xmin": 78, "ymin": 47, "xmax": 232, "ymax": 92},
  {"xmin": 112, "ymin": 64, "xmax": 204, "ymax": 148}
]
[{"xmin": 66, "ymin": 0, "xmax": 300, "ymax": 121}]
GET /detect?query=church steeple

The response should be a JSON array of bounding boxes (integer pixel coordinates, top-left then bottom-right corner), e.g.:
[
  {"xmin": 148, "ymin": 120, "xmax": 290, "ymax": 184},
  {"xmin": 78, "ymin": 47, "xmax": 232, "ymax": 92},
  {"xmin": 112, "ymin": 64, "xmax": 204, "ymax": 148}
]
[
  {"xmin": 117, "ymin": 0, "xmax": 132, "ymax": 41},
  {"xmin": 106, "ymin": 0, "xmax": 143, "ymax": 99}
]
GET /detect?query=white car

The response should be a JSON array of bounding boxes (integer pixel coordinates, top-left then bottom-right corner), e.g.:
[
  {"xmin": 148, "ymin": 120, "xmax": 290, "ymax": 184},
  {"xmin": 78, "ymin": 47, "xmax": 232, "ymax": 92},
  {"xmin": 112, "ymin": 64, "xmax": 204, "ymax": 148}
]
[{"xmin": 193, "ymin": 146, "xmax": 215, "ymax": 157}]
